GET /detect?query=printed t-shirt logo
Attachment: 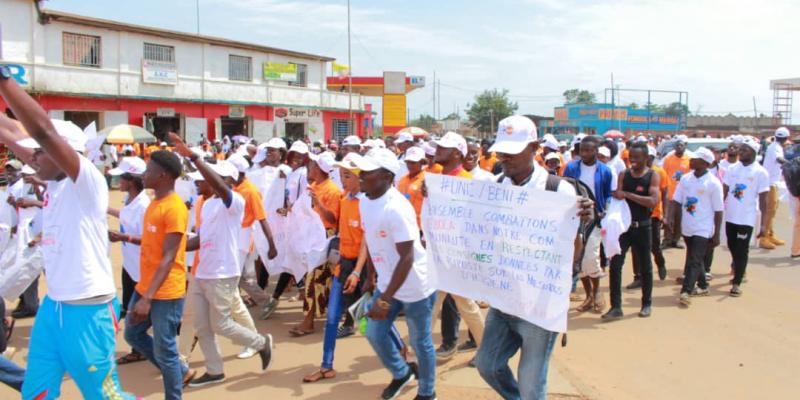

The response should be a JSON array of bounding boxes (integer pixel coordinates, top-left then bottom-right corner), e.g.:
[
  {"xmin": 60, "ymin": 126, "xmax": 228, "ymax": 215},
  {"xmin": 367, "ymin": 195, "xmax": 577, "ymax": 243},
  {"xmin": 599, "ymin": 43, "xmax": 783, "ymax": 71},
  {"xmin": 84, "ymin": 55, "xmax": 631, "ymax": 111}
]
[
  {"xmin": 378, "ymin": 230, "xmax": 388, "ymax": 238},
  {"xmin": 685, "ymin": 196, "xmax": 698, "ymax": 215},
  {"xmin": 733, "ymin": 183, "xmax": 747, "ymax": 200}
]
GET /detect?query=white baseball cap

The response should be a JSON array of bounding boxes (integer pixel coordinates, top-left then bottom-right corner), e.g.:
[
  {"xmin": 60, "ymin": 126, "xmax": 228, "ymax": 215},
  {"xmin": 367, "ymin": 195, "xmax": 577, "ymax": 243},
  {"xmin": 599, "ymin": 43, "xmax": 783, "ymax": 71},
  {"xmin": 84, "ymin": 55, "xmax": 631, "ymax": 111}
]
[
  {"xmin": 542, "ymin": 136, "xmax": 560, "ymax": 151},
  {"xmin": 675, "ymin": 135, "xmax": 689, "ymax": 144},
  {"xmin": 647, "ymin": 146, "xmax": 657, "ymax": 158},
  {"xmin": 489, "ymin": 115, "xmax": 538, "ymax": 155},
  {"xmin": 350, "ymin": 148, "xmax": 401, "ymax": 176},
  {"xmin": 598, "ymin": 146, "xmax": 611, "ymax": 158},
  {"xmin": 544, "ymin": 152, "xmax": 560, "ymax": 162},
  {"xmin": 227, "ymin": 154, "xmax": 249, "ymax": 174},
  {"xmin": 265, "ymin": 137, "xmax": 287, "ymax": 149},
  {"xmin": 741, "ymin": 136, "xmax": 760, "ymax": 153},
  {"xmin": 342, "ymin": 135, "xmax": 362, "ymax": 147},
  {"xmin": 215, "ymin": 160, "xmax": 240, "ymax": 180},
  {"xmin": 17, "ymin": 119, "xmax": 87, "ymax": 153},
  {"xmin": 422, "ymin": 142, "xmax": 437, "ymax": 156},
  {"xmin": 435, "ymin": 131, "xmax": 467, "ymax": 157},
  {"xmin": 730, "ymin": 135, "xmax": 744, "ymax": 144},
  {"xmin": 395, "ymin": 131, "xmax": 414, "ymax": 144},
  {"xmin": 109, "ymin": 156, "xmax": 147, "ymax": 176},
  {"xmin": 335, "ymin": 152, "xmax": 364, "ymax": 171},
  {"xmin": 775, "ymin": 127, "xmax": 790, "ymax": 138},
  {"xmin": 289, "ymin": 141, "xmax": 309, "ymax": 154},
  {"xmin": 309, "ymin": 151, "xmax": 336, "ymax": 174},
  {"xmin": 4, "ymin": 160, "xmax": 23, "ymax": 170},
  {"xmin": 688, "ymin": 147, "xmax": 715, "ymax": 165},
  {"xmin": 404, "ymin": 146, "xmax": 425, "ymax": 163},
  {"xmin": 364, "ymin": 139, "xmax": 386, "ymax": 149},
  {"xmin": 160, "ymin": 142, "xmax": 168, "ymax": 147}
]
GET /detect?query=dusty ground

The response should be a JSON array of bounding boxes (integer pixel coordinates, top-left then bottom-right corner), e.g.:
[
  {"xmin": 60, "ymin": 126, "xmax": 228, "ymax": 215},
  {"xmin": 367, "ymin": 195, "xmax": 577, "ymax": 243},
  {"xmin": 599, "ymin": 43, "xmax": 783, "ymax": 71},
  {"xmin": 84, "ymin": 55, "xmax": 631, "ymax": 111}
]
[{"xmin": 2, "ymin": 190, "xmax": 798, "ymax": 399}]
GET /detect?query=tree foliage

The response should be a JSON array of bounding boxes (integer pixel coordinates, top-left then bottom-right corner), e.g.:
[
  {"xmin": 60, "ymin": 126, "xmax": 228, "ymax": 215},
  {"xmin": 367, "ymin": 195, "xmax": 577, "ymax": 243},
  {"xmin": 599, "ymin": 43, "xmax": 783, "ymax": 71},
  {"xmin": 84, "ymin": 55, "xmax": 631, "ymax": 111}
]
[
  {"xmin": 409, "ymin": 114, "xmax": 436, "ymax": 130},
  {"xmin": 466, "ymin": 89, "xmax": 518, "ymax": 133},
  {"xmin": 563, "ymin": 89, "xmax": 596, "ymax": 105}
]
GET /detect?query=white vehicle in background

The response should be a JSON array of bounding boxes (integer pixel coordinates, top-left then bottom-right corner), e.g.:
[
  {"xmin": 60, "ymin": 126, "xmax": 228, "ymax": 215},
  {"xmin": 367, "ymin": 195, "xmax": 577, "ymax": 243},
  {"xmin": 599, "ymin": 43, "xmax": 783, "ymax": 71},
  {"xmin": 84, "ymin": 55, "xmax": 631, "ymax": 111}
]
[{"xmin": 656, "ymin": 138, "xmax": 731, "ymax": 163}]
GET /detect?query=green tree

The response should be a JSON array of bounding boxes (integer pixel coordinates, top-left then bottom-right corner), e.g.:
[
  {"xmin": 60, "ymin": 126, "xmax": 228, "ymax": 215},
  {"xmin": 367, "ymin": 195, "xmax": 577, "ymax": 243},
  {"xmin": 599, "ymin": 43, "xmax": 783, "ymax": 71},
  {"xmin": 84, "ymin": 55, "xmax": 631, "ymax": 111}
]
[
  {"xmin": 664, "ymin": 102, "xmax": 689, "ymax": 116},
  {"xmin": 563, "ymin": 89, "xmax": 596, "ymax": 105},
  {"xmin": 466, "ymin": 89, "xmax": 518, "ymax": 133},
  {"xmin": 410, "ymin": 114, "xmax": 436, "ymax": 130}
]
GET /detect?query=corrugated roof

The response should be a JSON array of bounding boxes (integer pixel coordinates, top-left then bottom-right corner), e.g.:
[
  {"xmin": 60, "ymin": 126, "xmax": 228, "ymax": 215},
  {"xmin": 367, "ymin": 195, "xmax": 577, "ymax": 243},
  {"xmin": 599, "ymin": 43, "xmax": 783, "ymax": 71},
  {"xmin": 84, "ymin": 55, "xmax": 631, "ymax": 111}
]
[{"xmin": 38, "ymin": 9, "xmax": 335, "ymax": 62}]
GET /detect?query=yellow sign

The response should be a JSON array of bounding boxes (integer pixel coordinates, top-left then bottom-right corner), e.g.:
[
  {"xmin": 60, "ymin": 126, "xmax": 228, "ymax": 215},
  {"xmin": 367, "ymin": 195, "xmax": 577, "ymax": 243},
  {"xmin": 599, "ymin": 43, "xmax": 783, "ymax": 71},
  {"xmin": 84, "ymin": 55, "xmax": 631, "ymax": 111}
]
[
  {"xmin": 263, "ymin": 62, "xmax": 297, "ymax": 81},
  {"xmin": 383, "ymin": 94, "xmax": 407, "ymax": 127}
]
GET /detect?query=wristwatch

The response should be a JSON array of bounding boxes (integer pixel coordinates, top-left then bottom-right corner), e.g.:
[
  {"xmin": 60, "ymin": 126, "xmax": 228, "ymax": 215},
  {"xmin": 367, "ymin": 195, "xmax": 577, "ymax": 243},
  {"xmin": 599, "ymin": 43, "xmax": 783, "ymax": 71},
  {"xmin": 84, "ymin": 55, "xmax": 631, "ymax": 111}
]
[
  {"xmin": 0, "ymin": 65, "xmax": 12, "ymax": 80},
  {"xmin": 376, "ymin": 298, "xmax": 391, "ymax": 310}
]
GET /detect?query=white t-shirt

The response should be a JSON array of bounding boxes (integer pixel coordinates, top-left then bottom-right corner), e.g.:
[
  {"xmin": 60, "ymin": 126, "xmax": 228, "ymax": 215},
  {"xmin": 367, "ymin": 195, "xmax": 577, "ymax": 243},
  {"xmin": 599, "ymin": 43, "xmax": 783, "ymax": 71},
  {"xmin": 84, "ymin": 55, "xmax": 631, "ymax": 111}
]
[
  {"xmin": 360, "ymin": 188, "xmax": 435, "ymax": 303},
  {"xmin": 469, "ymin": 166, "xmax": 495, "ymax": 182},
  {"xmin": 673, "ymin": 171, "xmax": 724, "ymax": 238},
  {"xmin": 118, "ymin": 191, "xmax": 150, "ymax": 281},
  {"xmin": 718, "ymin": 159, "xmax": 737, "ymax": 179},
  {"xmin": 579, "ymin": 162, "xmax": 597, "ymax": 196},
  {"xmin": 41, "ymin": 156, "xmax": 116, "ymax": 301},
  {"xmin": 195, "ymin": 192, "xmax": 246, "ymax": 280},
  {"xmin": 763, "ymin": 141, "xmax": 785, "ymax": 184},
  {"xmin": 499, "ymin": 164, "xmax": 576, "ymax": 196},
  {"xmin": 723, "ymin": 162, "xmax": 770, "ymax": 227}
]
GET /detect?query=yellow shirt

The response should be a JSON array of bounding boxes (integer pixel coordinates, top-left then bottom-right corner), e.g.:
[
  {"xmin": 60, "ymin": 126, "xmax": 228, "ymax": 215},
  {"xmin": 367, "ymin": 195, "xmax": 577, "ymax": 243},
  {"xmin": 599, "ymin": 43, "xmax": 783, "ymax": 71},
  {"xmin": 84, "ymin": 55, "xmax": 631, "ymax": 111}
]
[{"xmin": 137, "ymin": 192, "xmax": 188, "ymax": 300}]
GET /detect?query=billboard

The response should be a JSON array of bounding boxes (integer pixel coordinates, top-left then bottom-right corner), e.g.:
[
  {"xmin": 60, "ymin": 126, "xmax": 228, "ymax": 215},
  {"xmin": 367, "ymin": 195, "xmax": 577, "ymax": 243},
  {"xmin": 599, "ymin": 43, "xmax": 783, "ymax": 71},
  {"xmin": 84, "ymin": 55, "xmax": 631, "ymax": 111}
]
[
  {"xmin": 142, "ymin": 60, "xmax": 178, "ymax": 85},
  {"xmin": 383, "ymin": 94, "xmax": 407, "ymax": 131},
  {"xmin": 263, "ymin": 62, "xmax": 297, "ymax": 81}
]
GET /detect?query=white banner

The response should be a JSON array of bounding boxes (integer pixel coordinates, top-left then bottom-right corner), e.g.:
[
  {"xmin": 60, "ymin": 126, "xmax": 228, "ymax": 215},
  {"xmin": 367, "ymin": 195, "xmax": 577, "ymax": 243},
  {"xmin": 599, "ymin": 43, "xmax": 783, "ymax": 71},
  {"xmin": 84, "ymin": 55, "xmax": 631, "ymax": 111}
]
[{"xmin": 422, "ymin": 174, "xmax": 579, "ymax": 333}]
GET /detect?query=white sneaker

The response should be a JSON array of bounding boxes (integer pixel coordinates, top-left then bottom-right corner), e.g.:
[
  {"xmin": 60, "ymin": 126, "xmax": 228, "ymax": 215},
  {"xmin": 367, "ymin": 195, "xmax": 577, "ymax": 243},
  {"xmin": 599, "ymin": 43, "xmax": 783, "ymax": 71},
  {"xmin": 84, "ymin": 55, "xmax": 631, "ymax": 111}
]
[{"xmin": 237, "ymin": 347, "xmax": 258, "ymax": 359}]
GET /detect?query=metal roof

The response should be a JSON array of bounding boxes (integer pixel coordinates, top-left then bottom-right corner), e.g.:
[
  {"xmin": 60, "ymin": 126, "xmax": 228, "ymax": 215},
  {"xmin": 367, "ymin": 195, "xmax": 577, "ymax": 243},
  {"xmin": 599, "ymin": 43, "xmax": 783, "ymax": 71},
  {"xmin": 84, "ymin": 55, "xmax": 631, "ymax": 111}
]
[{"xmin": 38, "ymin": 9, "xmax": 335, "ymax": 62}]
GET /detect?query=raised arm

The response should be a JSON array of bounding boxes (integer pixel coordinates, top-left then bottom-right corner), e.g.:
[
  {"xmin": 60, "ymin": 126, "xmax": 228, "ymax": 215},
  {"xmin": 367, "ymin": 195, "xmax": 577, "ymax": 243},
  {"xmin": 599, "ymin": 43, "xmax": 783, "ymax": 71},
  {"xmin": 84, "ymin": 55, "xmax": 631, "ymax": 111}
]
[
  {"xmin": 0, "ymin": 79, "xmax": 80, "ymax": 180},
  {"xmin": 170, "ymin": 132, "xmax": 232, "ymax": 206}
]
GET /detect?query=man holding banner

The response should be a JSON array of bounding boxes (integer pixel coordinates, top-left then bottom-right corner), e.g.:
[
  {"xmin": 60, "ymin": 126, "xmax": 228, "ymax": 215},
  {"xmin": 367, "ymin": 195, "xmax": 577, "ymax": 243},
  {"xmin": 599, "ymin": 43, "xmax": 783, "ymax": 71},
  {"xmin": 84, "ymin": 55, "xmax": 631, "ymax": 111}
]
[{"xmin": 423, "ymin": 115, "xmax": 592, "ymax": 400}]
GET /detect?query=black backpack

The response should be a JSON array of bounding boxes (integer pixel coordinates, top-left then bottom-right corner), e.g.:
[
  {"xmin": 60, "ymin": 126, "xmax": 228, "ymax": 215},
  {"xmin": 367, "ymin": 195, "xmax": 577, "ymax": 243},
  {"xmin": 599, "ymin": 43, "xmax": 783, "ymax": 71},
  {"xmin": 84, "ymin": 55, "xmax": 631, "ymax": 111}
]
[{"xmin": 782, "ymin": 157, "xmax": 800, "ymax": 197}]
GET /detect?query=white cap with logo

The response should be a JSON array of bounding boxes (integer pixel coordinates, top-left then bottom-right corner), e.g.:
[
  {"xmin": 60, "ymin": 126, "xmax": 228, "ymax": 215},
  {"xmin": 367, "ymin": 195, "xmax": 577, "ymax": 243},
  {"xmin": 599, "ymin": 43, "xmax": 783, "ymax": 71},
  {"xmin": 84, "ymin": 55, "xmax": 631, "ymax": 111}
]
[
  {"xmin": 435, "ymin": 131, "xmax": 467, "ymax": 157},
  {"xmin": 289, "ymin": 141, "xmax": 310, "ymax": 154},
  {"xmin": 309, "ymin": 151, "xmax": 336, "ymax": 174},
  {"xmin": 395, "ymin": 131, "xmax": 414, "ymax": 144},
  {"xmin": 489, "ymin": 115, "xmax": 538, "ymax": 155},
  {"xmin": 109, "ymin": 156, "xmax": 147, "ymax": 176},
  {"xmin": 404, "ymin": 146, "xmax": 425, "ymax": 162},
  {"xmin": 688, "ymin": 147, "xmax": 715, "ymax": 165},
  {"xmin": 351, "ymin": 148, "xmax": 401, "ymax": 176},
  {"xmin": 775, "ymin": 126, "xmax": 790, "ymax": 138},
  {"xmin": 342, "ymin": 135, "xmax": 362, "ymax": 147}
]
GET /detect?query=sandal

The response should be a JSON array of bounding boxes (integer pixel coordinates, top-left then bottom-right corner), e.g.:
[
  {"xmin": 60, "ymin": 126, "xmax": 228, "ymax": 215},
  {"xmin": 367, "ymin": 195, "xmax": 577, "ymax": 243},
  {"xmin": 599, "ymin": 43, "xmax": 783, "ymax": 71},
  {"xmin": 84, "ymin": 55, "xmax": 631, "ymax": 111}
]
[
  {"xmin": 592, "ymin": 302, "xmax": 605, "ymax": 314},
  {"xmin": 575, "ymin": 302, "xmax": 593, "ymax": 312},
  {"xmin": 289, "ymin": 327, "xmax": 315, "ymax": 337},
  {"xmin": 116, "ymin": 351, "xmax": 146, "ymax": 365},
  {"xmin": 302, "ymin": 368, "xmax": 337, "ymax": 383}
]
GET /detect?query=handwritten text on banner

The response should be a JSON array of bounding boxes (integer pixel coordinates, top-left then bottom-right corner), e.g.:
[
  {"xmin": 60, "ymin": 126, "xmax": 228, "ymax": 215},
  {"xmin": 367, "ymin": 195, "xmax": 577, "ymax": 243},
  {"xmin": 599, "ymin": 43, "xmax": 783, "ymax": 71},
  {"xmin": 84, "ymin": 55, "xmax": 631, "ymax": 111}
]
[{"xmin": 422, "ymin": 174, "xmax": 578, "ymax": 332}]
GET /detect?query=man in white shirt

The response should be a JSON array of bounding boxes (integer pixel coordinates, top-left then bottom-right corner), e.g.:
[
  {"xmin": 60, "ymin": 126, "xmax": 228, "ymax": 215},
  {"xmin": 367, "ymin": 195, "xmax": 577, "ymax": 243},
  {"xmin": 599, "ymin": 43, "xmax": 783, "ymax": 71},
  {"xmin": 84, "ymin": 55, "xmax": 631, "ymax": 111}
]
[
  {"xmin": 722, "ymin": 137, "xmax": 769, "ymax": 297},
  {"xmin": 352, "ymin": 148, "xmax": 438, "ymax": 400},
  {"xmin": 0, "ymin": 77, "xmax": 135, "ymax": 399},
  {"xmin": 476, "ymin": 115, "xmax": 593, "ymax": 400},
  {"xmin": 171, "ymin": 134, "xmax": 274, "ymax": 387},
  {"xmin": 760, "ymin": 127, "xmax": 790, "ymax": 248},
  {"xmin": 672, "ymin": 147, "xmax": 724, "ymax": 307}
]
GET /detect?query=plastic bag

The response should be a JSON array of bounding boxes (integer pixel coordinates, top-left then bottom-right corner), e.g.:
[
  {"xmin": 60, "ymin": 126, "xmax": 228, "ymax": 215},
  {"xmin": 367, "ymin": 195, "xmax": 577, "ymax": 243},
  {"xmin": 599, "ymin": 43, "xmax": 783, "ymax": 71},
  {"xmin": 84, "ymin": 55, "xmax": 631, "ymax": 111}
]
[{"xmin": 0, "ymin": 245, "xmax": 43, "ymax": 301}]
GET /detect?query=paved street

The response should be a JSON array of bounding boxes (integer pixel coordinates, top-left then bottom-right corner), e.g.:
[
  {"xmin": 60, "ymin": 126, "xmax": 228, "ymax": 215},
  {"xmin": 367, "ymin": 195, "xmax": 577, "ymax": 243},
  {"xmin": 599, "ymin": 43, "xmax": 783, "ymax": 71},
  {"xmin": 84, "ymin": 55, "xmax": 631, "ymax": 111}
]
[{"xmin": 2, "ymin": 193, "xmax": 797, "ymax": 399}]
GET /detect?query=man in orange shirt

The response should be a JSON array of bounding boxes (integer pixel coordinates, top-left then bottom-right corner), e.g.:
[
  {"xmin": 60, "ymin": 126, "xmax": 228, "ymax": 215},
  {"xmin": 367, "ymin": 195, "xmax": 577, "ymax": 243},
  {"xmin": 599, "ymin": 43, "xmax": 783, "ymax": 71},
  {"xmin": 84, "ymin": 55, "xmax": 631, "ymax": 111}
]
[
  {"xmin": 291, "ymin": 151, "xmax": 341, "ymax": 337},
  {"xmin": 662, "ymin": 135, "xmax": 691, "ymax": 248},
  {"xmin": 479, "ymin": 138, "xmax": 498, "ymax": 172},
  {"xmin": 123, "ymin": 150, "xmax": 194, "ymax": 398},
  {"xmin": 397, "ymin": 146, "xmax": 427, "ymax": 227}
]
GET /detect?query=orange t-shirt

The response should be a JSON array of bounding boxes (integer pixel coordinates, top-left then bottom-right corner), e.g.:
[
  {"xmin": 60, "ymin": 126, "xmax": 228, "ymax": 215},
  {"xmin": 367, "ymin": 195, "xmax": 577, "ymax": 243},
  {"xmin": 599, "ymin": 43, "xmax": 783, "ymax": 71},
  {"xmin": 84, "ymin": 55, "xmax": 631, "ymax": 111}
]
[
  {"xmin": 234, "ymin": 178, "xmax": 267, "ymax": 228},
  {"xmin": 425, "ymin": 163, "xmax": 444, "ymax": 174},
  {"xmin": 338, "ymin": 193, "xmax": 363, "ymax": 261},
  {"xmin": 145, "ymin": 145, "xmax": 160, "ymax": 161},
  {"xmin": 398, "ymin": 171, "xmax": 426, "ymax": 227},
  {"xmin": 662, "ymin": 153, "xmax": 691, "ymax": 200},
  {"xmin": 651, "ymin": 165, "xmax": 668, "ymax": 220},
  {"xmin": 621, "ymin": 149, "xmax": 630, "ymax": 168},
  {"xmin": 136, "ymin": 192, "xmax": 189, "ymax": 300},
  {"xmin": 479, "ymin": 153, "xmax": 497, "ymax": 172},
  {"xmin": 215, "ymin": 152, "xmax": 226, "ymax": 161},
  {"xmin": 310, "ymin": 178, "xmax": 342, "ymax": 230},
  {"xmin": 441, "ymin": 166, "xmax": 473, "ymax": 179}
]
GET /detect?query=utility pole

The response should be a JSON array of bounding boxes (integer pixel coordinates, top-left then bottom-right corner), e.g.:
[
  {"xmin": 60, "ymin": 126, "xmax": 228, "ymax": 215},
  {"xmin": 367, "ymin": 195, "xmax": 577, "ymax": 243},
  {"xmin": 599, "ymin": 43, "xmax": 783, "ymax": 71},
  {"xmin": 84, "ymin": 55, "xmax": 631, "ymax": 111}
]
[
  {"xmin": 489, "ymin": 109, "xmax": 495, "ymax": 139},
  {"xmin": 437, "ymin": 79, "xmax": 441, "ymax": 120},
  {"xmin": 432, "ymin": 70, "xmax": 436, "ymax": 118},
  {"xmin": 753, "ymin": 96, "xmax": 759, "ymax": 135},
  {"xmin": 347, "ymin": 0, "xmax": 353, "ymax": 135}
]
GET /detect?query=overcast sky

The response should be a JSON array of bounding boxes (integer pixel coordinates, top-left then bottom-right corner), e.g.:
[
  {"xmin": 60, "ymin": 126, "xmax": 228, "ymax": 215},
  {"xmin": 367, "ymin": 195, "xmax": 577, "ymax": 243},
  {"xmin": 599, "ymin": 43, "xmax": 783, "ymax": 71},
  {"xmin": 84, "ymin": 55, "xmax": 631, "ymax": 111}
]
[{"xmin": 47, "ymin": 0, "xmax": 800, "ymax": 124}]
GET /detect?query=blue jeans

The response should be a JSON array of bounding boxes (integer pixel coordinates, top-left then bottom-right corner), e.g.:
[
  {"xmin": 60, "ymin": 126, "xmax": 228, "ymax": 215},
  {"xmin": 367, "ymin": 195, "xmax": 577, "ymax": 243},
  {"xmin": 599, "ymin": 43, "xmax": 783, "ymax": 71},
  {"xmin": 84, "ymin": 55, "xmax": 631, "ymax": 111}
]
[
  {"xmin": 0, "ymin": 355, "xmax": 25, "ymax": 391},
  {"xmin": 124, "ymin": 291, "xmax": 187, "ymax": 400},
  {"xmin": 476, "ymin": 308, "xmax": 559, "ymax": 400},
  {"xmin": 366, "ymin": 290, "xmax": 436, "ymax": 397}
]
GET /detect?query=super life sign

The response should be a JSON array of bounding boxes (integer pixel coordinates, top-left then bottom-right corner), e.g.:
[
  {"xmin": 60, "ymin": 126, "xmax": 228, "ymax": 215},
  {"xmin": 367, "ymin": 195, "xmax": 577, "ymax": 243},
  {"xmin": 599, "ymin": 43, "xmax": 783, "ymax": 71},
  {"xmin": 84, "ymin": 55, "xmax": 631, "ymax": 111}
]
[{"xmin": 422, "ymin": 174, "xmax": 579, "ymax": 332}]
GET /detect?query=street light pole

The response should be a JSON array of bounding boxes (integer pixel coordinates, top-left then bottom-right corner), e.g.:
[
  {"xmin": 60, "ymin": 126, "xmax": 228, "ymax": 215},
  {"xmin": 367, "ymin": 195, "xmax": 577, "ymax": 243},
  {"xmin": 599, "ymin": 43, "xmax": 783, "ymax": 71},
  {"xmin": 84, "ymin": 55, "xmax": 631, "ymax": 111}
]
[{"xmin": 347, "ymin": 0, "xmax": 353, "ymax": 136}]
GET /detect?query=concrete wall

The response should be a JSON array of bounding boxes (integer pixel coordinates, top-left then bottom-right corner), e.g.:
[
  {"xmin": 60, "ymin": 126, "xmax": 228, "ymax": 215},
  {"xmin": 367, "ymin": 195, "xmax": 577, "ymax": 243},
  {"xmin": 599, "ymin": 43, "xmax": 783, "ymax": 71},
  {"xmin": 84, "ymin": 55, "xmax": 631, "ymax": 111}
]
[{"xmin": 0, "ymin": 0, "xmax": 362, "ymax": 111}]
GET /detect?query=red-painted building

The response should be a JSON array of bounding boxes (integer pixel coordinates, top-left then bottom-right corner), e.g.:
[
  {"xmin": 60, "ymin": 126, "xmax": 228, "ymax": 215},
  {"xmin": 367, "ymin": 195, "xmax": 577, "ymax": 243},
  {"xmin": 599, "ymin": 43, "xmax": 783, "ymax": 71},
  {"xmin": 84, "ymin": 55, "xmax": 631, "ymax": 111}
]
[{"xmin": 0, "ymin": 0, "xmax": 370, "ymax": 144}]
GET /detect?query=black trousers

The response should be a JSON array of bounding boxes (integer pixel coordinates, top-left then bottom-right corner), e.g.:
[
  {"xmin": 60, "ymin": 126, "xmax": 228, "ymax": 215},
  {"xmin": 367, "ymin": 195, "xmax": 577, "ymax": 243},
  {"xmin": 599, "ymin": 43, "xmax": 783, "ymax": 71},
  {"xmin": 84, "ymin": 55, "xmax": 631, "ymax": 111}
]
[
  {"xmin": 681, "ymin": 236, "xmax": 711, "ymax": 294},
  {"xmin": 272, "ymin": 272, "xmax": 294, "ymax": 299},
  {"xmin": 610, "ymin": 224, "xmax": 653, "ymax": 308},
  {"xmin": 726, "ymin": 222, "xmax": 754, "ymax": 286},
  {"xmin": 17, "ymin": 276, "xmax": 39, "ymax": 314},
  {"xmin": 121, "ymin": 269, "xmax": 137, "ymax": 315},
  {"xmin": 633, "ymin": 218, "xmax": 666, "ymax": 279}
]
